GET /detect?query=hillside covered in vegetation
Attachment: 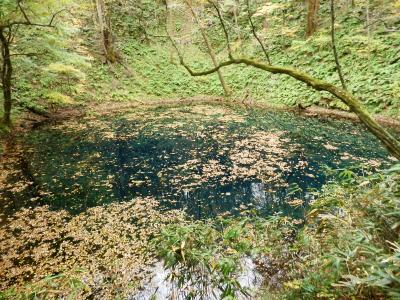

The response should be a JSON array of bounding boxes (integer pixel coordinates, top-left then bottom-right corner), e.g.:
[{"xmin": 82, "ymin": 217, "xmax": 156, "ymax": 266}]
[{"xmin": 0, "ymin": 0, "xmax": 399, "ymax": 299}]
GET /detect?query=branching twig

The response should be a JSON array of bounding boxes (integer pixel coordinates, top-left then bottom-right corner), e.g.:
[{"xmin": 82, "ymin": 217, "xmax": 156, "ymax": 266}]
[
  {"xmin": 5, "ymin": 28, "xmax": 13, "ymax": 44},
  {"xmin": 164, "ymin": 0, "xmax": 400, "ymax": 160},
  {"xmin": 163, "ymin": 1, "xmax": 182, "ymax": 57},
  {"xmin": 182, "ymin": 0, "xmax": 231, "ymax": 95}
]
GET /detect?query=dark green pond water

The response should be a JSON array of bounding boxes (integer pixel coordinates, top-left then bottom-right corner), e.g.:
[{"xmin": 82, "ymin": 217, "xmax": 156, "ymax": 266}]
[{"xmin": 2, "ymin": 104, "xmax": 393, "ymax": 219}]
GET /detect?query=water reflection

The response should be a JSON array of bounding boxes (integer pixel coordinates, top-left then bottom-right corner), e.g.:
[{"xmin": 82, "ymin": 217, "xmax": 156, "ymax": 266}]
[{"xmin": 132, "ymin": 257, "xmax": 263, "ymax": 300}]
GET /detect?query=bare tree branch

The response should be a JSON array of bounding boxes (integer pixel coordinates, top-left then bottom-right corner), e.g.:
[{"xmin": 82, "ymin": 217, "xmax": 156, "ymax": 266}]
[
  {"xmin": 163, "ymin": 2, "xmax": 184, "ymax": 62},
  {"xmin": 183, "ymin": 0, "xmax": 230, "ymax": 95},
  {"xmin": 164, "ymin": 0, "xmax": 400, "ymax": 159},
  {"xmin": 48, "ymin": 9, "xmax": 67, "ymax": 26},
  {"xmin": 0, "ymin": 4, "xmax": 66, "ymax": 126},
  {"xmin": 10, "ymin": 25, "xmax": 19, "ymax": 43},
  {"xmin": 5, "ymin": 28, "xmax": 13, "ymax": 44}
]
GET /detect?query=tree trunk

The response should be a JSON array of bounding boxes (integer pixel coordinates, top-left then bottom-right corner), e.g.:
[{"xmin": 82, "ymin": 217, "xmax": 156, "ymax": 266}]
[
  {"xmin": 0, "ymin": 28, "xmax": 12, "ymax": 126},
  {"xmin": 185, "ymin": 0, "xmax": 231, "ymax": 96},
  {"xmin": 93, "ymin": 0, "xmax": 117, "ymax": 63},
  {"xmin": 246, "ymin": 0, "xmax": 272, "ymax": 64},
  {"xmin": 306, "ymin": 0, "xmax": 320, "ymax": 37}
]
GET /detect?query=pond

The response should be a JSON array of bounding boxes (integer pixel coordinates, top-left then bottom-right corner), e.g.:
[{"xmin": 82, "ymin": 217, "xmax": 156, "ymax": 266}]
[
  {"xmin": 0, "ymin": 103, "xmax": 395, "ymax": 297},
  {"xmin": 1, "ymin": 104, "xmax": 392, "ymax": 219}
]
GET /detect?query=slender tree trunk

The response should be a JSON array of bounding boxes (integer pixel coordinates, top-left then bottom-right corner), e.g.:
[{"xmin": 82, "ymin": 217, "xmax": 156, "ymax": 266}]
[
  {"xmin": 93, "ymin": 0, "xmax": 116, "ymax": 63},
  {"xmin": 185, "ymin": 1, "xmax": 231, "ymax": 96},
  {"xmin": 330, "ymin": 0, "xmax": 347, "ymax": 90},
  {"xmin": 306, "ymin": 0, "xmax": 320, "ymax": 37},
  {"xmin": 0, "ymin": 28, "xmax": 12, "ymax": 126}
]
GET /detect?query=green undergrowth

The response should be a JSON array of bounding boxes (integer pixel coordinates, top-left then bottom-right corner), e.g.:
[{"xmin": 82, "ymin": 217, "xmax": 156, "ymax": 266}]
[
  {"xmin": 85, "ymin": 0, "xmax": 400, "ymax": 115},
  {"xmin": 282, "ymin": 163, "xmax": 400, "ymax": 299},
  {"xmin": 9, "ymin": 21, "xmax": 92, "ymax": 121},
  {"xmin": 108, "ymin": 28, "xmax": 400, "ymax": 115},
  {"xmin": 154, "ymin": 164, "xmax": 400, "ymax": 299},
  {"xmin": 7, "ymin": 0, "xmax": 400, "ymax": 122}
]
